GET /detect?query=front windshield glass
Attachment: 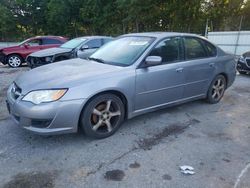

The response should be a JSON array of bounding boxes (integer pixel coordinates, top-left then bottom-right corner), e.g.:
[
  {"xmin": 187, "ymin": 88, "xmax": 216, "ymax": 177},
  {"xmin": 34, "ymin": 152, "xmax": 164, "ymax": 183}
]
[
  {"xmin": 18, "ymin": 39, "xmax": 29, "ymax": 46},
  {"xmin": 60, "ymin": 38, "xmax": 86, "ymax": 49},
  {"xmin": 89, "ymin": 36, "xmax": 154, "ymax": 66}
]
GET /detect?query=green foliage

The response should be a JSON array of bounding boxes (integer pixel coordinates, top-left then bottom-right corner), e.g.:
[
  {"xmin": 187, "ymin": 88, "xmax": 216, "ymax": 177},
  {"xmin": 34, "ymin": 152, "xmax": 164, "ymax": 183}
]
[{"xmin": 0, "ymin": 0, "xmax": 249, "ymax": 41}]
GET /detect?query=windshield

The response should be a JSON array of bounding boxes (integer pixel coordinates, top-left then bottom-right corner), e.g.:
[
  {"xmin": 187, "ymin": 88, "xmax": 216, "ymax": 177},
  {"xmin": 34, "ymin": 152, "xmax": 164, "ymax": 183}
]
[
  {"xmin": 60, "ymin": 38, "xmax": 86, "ymax": 49},
  {"xmin": 18, "ymin": 39, "xmax": 29, "ymax": 46},
  {"xmin": 89, "ymin": 36, "xmax": 154, "ymax": 66}
]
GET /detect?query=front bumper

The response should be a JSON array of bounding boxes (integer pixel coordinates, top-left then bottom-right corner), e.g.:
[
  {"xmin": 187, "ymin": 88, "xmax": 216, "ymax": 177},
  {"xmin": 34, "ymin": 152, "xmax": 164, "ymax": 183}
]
[
  {"xmin": 6, "ymin": 87, "xmax": 86, "ymax": 135},
  {"xmin": 26, "ymin": 56, "xmax": 53, "ymax": 68},
  {"xmin": 237, "ymin": 60, "xmax": 250, "ymax": 73},
  {"xmin": 0, "ymin": 52, "xmax": 6, "ymax": 64}
]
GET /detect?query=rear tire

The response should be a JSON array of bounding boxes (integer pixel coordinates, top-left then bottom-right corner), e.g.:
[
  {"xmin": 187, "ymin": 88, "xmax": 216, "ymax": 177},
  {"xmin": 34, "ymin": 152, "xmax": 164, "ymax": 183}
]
[
  {"xmin": 7, "ymin": 54, "xmax": 23, "ymax": 68},
  {"xmin": 80, "ymin": 94, "xmax": 125, "ymax": 139},
  {"xmin": 207, "ymin": 75, "xmax": 226, "ymax": 104}
]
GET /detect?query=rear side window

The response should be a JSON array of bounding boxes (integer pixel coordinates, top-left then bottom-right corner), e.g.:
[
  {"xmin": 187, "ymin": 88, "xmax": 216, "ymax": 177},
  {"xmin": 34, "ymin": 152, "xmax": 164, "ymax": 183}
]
[
  {"xmin": 149, "ymin": 37, "xmax": 182, "ymax": 64},
  {"xmin": 86, "ymin": 39, "xmax": 102, "ymax": 48},
  {"xmin": 42, "ymin": 38, "xmax": 63, "ymax": 45},
  {"xmin": 202, "ymin": 40, "xmax": 217, "ymax": 57},
  {"xmin": 184, "ymin": 37, "xmax": 207, "ymax": 60}
]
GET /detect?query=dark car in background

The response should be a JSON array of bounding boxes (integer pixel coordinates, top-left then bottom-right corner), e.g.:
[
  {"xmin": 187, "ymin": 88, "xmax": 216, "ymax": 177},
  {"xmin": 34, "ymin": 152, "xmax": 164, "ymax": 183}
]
[
  {"xmin": 237, "ymin": 51, "xmax": 250, "ymax": 74},
  {"xmin": 0, "ymin": 36, "xmax": 68, "ymax": 68},
  {"xmin": 26, "ymin": 36, "xmax": 113, "ymax": 68}
]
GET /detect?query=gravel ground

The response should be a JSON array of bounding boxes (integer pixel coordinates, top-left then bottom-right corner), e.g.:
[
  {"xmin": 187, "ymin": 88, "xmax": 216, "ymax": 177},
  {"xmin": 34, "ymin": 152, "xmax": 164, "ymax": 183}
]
[{"xmin": 0, "ymin": 64, "xmax": 250, "ymax": 188}]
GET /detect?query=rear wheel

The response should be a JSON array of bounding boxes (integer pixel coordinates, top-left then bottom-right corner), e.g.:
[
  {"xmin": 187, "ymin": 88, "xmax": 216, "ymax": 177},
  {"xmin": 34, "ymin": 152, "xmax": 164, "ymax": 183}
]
[
  {"xmin": 207, "ymin": 75, "xmax": 226, "ymax": 104},
  {"xmin": 80, "ymin": 94, "xmax": 125, "ymax": 139},
  {"xmin": 7, "ymin": 54, "xmax": 23, "ymax": 68}
]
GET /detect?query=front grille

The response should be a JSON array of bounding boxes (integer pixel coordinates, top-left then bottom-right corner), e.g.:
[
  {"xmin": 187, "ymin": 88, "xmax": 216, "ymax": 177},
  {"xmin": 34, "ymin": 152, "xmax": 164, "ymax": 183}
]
[
  {"xmin": 28, "ymin": 56, "xmax": 46, "ymax": 68},
  {"xmin": 11, "ymin": 83, "xmax": 22, "ymax": 100},
  {"xmin": 246, "ymin": 59, "xmax": 250, "ymax": 67},
  {"xmin": 13, "ymin": 114, "xmax": 20, "ymax": 122},
  {"xmin": 30, "ymin": 57, "xmax": 41, "ymax": 64}
]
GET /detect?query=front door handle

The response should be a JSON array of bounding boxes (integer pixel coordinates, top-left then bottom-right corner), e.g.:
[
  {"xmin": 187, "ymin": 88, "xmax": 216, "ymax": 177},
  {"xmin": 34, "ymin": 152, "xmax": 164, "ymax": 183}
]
[
  {"xmin": 209, "ymin": 63, "xmax": 215, "ymax": 67},
  {"xmin": 176, "ymin": 68, "xmax": 184, "ymax": 73}
]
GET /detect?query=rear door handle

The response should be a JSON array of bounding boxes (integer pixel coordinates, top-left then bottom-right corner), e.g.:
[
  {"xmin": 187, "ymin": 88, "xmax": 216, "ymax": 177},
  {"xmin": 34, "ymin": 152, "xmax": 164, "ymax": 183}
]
[
  {"xmin": 209, "ymin": 63, "xmax": 215, "ymax": 67},
  {"xmin": 176, "ymin": 68, "xmax": 184, "ymax": 73}
]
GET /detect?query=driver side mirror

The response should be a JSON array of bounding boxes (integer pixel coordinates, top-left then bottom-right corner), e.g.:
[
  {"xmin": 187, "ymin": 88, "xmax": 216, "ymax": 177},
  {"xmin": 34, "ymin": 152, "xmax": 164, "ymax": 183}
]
[
  {"xmin": 144, "ymin": 56, "xmax": 162, "ymax": 67},
  {"xmin": 23, "ymin": 43, "xmax": 29, "ymax": 48},
  {"xmin": 80, "ymin": 45, "xmax": 89, "ymax": 51}
]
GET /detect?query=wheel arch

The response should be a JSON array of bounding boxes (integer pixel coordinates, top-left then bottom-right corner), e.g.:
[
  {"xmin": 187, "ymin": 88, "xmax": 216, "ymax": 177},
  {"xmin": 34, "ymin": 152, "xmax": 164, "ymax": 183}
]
[
  {"xmin": 217, "ymin": 72, "xmax": 228, "ymax": 88},
  {"xmin": 7, "ymin": 53, "xmax": 24, "ymax": 62},
  {"xmin": 78, "ymin": 89, "xmax": 129, "ymax": 130}
]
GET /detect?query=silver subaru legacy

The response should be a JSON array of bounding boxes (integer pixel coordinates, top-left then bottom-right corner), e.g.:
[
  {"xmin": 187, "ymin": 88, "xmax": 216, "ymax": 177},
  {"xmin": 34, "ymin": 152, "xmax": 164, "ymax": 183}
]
[{"xmin": 6, "ymin": 32, "xmax": 236, "ymax": 138}]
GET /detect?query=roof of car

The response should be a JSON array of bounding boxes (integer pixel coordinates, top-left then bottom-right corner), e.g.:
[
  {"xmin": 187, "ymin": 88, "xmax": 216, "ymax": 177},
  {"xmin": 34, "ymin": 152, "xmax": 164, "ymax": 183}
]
[
  {"xmin": 73, "ymin": 36, "xmax": 113, "ymax": 40},
  {"xmin": 34, "ymin": 36, "xmax": 66, "ymax": 39},
  {"xmin": 122, "ymin": 32, "xmax": 199, "ymax": 39}
]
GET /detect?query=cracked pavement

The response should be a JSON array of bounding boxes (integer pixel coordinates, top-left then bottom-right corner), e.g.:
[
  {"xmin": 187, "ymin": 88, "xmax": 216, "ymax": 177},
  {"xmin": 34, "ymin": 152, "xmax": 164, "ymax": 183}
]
[{"xmin": 0, "ymin": 64, "xmax": 250, "ymax": 188}]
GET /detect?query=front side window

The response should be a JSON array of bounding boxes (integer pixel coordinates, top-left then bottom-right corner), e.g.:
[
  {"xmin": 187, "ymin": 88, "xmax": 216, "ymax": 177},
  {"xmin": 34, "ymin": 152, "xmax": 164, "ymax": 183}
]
[
  {"xmin": 86, "ymin": 39, "xmax": 102, "ymax": 48},
  {"xmin": 149, "ymin": 37, "xmax": 182, "ymax": 63},
  {"xmin": 90, "ymin": 36, "xmax": 154, "ymax": 66},
  {"xmin": 27, "ymin": 39, "xmax": 42, "ymax": 46},
  {"xmin": 184, "ymin": 37, "xmax": 207, "ymax": 60},
  {"xmin": 103, "ymin": 38, "xmax": 113, "ymax": 44}
]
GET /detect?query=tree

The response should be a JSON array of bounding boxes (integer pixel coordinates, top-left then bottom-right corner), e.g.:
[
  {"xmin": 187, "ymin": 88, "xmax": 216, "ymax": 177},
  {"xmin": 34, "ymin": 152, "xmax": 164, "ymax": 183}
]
[{"xmin": 0, "ymin": 4, "xmax": 17, "ymax": 41}]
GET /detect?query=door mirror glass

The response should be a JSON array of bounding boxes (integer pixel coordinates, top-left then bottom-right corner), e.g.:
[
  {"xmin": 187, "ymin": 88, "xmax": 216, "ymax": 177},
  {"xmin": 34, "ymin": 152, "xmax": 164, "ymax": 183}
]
[
  {"xmin": 81, "ymin": 45, "xmax": 89, "ymax": 51},
  {"xmin": 145, "ymin": 56, "xmax": 162, "ymax": 66}
]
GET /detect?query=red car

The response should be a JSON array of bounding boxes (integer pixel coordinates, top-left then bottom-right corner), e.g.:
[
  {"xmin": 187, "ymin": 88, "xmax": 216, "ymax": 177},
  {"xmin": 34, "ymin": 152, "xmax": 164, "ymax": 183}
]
[{"xmin": 0, "ymin": 36, "xmax": 68, "ymax": 67}]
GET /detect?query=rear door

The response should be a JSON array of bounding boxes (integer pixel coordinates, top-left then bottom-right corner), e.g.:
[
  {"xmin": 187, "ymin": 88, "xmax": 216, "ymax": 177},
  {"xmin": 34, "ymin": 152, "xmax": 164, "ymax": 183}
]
[
  {"xmin": 135, "ymin": 37, "xmax": 185, "ymax": 111},
  {"xmin": 181, "ymin": 37, "xmax": 217, "ymax": 98}
]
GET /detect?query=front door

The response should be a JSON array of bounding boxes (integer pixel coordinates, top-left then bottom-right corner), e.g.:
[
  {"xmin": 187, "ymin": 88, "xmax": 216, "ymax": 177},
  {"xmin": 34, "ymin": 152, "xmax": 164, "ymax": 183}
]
[
  {"xmin": 135, "ymin": 37, "xmax": 185, "ymax": 111},
  {"xmin": 78, "ymin": 39, "xmax": 102, "ymax": 59},
  {"xmin": 22, "ymin": 38, "xmax": 43, "ymax": 57}
]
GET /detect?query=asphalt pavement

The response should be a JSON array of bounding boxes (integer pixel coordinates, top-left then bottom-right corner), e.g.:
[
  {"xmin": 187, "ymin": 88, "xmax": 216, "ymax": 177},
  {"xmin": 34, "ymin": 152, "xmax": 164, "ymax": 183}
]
[{"xmin": 0, "ymin": 64, "xmax": 249, "ymax": 188}]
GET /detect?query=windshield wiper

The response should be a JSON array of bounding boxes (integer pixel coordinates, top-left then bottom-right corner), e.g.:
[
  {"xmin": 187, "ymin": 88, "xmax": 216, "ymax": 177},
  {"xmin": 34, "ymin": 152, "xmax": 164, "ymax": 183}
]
[{"xmin": 88, "ymin": 57, "xmax": 106, "ymax": 64}]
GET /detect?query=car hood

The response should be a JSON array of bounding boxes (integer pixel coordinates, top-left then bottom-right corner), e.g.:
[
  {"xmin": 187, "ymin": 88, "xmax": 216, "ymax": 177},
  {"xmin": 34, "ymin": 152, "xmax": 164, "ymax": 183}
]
[
  {"xmin": 0, "ymin": 45, "xmax": 20, "ymax": 51},
  {"xmin": 15, "ymin": 58, "xmax": 123, "ymax": 93},
  {"xmin": 29, "ymin": 47, "xmax": 72, "ymax": 57},
  {"xmin": 243, "ymin": 51, "xmax": 250, "ymax": 58}
]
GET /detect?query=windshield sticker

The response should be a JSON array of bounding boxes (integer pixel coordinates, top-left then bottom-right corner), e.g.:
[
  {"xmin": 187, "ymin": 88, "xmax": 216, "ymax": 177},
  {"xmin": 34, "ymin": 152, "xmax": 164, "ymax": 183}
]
[{"xmin": 129, "ymin": 41, "xmax": 149, "ymax": 46}]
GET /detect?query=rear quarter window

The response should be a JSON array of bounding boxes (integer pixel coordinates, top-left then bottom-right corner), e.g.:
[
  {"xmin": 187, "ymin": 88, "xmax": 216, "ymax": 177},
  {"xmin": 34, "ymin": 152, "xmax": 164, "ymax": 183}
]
[
  {"xmin": 42, "ymin": 38, "xmax": 63, "ymax": 45},
  {"xmin": 202, "ymin": 40, "xmax": 217, "ymax": 57}
]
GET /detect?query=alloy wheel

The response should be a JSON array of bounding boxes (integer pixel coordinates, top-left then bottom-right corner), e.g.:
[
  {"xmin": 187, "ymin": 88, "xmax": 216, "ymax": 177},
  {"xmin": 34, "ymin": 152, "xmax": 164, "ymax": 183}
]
[
  {"xmin": 90, "ymin": 100, "xmax": 122, "ymax": 133},
  {"xmin": 8, "ymin": 56, "xmax": 22, "ymax": 67},
  {"xmin": 211, "ymin": 78, "xmax": 225, "ymax": 100}
]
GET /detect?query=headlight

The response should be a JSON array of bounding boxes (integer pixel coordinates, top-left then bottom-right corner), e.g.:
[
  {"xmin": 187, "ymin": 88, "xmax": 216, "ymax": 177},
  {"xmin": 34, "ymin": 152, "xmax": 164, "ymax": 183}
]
[
  {"xmin": 238, "ymin": 56, "xmax": 245, "ymax": 63},
  {"xmin": 45, "ymin": 56, "xmax": 53, "ymax": 62},
  {"xmin": 22, "ymin": 89, "xmax": 67, "ymax": 104}
]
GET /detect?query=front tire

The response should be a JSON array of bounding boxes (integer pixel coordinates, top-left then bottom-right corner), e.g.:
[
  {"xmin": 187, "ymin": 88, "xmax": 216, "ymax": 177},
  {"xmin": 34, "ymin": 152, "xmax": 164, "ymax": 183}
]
[
  {"xmin": 80, "ymin": 94, "xmax": 125, "ymax": 139},
  {"xmin": 207, "ymin": 75, "xmax": 226, "ymax": 104},
  {"xmin": 7, "ymin": 54, "xmax": 23, "ymax": 68}
]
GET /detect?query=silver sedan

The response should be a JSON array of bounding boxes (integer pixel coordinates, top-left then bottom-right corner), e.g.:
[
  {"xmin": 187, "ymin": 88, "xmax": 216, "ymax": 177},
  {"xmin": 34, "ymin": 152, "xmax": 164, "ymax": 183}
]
[{"xmin": 6, "ymin": 32, "xmax": 236, "ymax": 138}]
